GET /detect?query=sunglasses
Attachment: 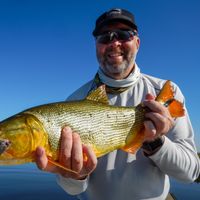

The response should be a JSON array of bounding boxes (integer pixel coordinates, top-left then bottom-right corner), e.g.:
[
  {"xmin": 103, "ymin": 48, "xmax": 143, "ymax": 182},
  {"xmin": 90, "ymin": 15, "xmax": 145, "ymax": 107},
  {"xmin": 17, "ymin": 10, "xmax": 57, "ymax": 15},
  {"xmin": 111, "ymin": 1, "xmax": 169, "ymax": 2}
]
[{"xmin": 96, "ymin": 29, "xmax": 137, "ymax": 44}]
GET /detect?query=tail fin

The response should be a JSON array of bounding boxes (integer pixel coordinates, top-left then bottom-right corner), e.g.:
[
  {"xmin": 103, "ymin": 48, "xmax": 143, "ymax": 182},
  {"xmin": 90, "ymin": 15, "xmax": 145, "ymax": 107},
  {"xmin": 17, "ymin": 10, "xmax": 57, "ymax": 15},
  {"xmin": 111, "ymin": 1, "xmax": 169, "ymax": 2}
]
[
  {"xmin": 121, "ymin": 81, "xmax": 184, "ymax": 155},
  {"xmin": 156, "ymin": 80, "xmax": 185, "ymax": 117}
]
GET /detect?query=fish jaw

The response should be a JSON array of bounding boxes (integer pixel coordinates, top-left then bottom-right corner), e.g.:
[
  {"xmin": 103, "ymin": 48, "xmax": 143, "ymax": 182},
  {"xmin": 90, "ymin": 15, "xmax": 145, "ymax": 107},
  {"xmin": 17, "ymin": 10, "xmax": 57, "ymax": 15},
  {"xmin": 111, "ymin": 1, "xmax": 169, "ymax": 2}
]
[{"xmin": 0, "ymin": 113, "xmax": 50, "ymax": 165}]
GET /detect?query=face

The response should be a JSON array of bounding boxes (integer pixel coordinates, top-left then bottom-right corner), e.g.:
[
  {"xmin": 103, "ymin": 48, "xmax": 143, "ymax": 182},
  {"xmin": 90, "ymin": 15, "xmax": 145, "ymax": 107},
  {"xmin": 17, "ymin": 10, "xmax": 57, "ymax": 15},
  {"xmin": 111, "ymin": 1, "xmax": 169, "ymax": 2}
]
[{"xmin": 95, "ymin": 23, "xmax": 140, "ymax": 80}]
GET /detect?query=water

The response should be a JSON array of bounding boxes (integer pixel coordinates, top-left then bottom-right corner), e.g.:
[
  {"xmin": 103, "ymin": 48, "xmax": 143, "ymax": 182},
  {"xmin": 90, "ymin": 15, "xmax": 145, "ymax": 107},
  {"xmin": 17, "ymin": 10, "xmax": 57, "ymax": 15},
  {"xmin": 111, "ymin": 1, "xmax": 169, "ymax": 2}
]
[
  {"xmin": 0, "ymin": 164, "xmax": 76, "ymax": 200},
  {"xmin": 170, "ymin": 179, "xmax": 200, "ymax": 199},
  {"xmin": 0, "ymin": 164, "xmax": 199, "ymax": 200}
]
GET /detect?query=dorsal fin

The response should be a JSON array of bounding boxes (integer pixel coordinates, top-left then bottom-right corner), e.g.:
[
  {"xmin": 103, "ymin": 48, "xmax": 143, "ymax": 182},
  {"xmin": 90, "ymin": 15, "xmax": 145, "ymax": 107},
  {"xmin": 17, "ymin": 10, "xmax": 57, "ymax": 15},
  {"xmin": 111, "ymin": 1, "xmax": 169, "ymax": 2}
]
[{"xmin": 86, "ymin": 85, "xmax": 109, "ymax": 104}]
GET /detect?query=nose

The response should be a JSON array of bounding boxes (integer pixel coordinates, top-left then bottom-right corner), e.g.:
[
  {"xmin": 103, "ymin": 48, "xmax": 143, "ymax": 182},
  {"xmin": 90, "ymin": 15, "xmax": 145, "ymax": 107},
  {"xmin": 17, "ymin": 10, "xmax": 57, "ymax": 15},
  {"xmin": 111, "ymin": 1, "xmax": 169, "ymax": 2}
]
[{"xmin": 107, "ymin": 38, "xmax": 122, "ymax": 47}]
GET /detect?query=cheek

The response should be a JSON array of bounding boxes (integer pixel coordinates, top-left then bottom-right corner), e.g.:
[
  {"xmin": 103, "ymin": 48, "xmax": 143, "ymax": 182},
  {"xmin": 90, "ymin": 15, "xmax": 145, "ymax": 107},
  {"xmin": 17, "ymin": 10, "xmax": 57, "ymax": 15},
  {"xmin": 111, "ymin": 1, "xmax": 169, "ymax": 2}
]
[
  {"xmin": 96, "ymin": 43, "xmax": 106, "ymax": 53},
  {"xmin": 123, "ymin": 41, "xmax": 138, "ymax": 56},
  {"xmin": 96, "ymin": 44, "xmax": 106, "ymax": 60}
]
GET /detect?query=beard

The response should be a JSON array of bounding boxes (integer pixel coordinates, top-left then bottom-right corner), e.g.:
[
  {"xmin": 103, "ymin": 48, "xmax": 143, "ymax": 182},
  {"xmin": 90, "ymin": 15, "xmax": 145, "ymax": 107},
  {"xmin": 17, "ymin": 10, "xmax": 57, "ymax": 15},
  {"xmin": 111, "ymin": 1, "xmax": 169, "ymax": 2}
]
[{"xmin": 97, "ymin": 47, "xmax": 137, "ymax": 78}]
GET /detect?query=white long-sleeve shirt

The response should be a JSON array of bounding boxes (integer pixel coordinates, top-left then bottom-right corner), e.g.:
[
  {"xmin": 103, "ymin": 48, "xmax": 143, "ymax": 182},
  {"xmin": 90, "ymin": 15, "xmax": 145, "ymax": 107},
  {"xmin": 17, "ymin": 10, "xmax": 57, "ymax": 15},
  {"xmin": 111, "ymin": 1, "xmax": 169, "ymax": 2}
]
[{"xmin": 57, "ymin": 72, "xmax": 200, "ymax": 200}]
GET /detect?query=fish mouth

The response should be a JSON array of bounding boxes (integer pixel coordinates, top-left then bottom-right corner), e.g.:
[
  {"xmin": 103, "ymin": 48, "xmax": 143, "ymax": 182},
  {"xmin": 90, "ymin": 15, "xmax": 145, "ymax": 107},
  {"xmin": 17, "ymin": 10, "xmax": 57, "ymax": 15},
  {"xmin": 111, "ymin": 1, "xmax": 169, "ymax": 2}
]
[{"xmin": 0, "ymin": 139, "xmax": 11, "ymax": 155}]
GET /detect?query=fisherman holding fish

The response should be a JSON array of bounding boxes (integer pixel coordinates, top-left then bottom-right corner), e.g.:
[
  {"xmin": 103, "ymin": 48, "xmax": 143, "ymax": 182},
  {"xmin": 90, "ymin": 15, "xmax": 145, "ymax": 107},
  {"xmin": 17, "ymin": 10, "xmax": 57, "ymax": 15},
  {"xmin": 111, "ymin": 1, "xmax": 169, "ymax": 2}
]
[
  {"xmin": 34, "ymin": 8, "xmax": 200, "ymax": 200},
  {"xmin": 0, "ymin": 8, "xmax": 198, "ymax": 200}
]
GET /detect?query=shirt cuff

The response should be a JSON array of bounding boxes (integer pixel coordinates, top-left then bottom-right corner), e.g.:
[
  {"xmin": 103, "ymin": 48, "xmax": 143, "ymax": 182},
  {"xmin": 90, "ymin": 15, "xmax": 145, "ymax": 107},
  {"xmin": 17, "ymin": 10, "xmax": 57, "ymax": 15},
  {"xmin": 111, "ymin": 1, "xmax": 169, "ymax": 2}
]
[
  {"xmin": 56, "ymin": 174, "xmax": 89, "ymax": 195},
  {"xmin": 148, "ymin": 136, "xmax": 170, "ymax": 160}
]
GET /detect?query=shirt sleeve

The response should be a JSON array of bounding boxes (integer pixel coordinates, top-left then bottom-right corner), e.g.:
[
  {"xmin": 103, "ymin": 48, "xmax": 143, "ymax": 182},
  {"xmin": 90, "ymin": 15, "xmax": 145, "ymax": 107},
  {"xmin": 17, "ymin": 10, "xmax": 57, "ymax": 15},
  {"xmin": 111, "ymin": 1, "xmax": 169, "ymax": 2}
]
[
  {"xmin": 56, "ymin": 175, "xmax": 89, "ymax": 195},
  {"xmin": 149, "ymin": 85, "xmax": 200, "ymax": 182}
]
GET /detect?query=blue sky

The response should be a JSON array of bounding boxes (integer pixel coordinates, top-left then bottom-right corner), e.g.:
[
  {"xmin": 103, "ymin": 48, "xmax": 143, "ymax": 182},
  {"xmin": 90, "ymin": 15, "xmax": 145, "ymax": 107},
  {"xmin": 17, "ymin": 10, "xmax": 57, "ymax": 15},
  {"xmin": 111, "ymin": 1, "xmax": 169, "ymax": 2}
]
[{"xmin": 0, "ymin": 0, "xmax": 199, "ymax": 150}]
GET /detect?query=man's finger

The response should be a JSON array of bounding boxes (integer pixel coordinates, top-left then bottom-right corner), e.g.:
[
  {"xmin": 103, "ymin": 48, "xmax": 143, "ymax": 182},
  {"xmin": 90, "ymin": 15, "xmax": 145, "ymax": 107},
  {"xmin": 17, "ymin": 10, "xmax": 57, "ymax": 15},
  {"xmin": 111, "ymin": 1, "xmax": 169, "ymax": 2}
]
[
  {"xmin": 71, "ymin": 132, "xmax": 83, "ymax": 173},
  {"xmin": 35, "ymin": 147, "xmax": 48, "ymax": 170},
  {"xmin": 145, "ymin": 93, "xmax": 155, "ymax": 100},
  {"xmin": 82, "ymin": 144, "xmax": 97, "ymax": 174},
  {"xmin": 59, "ymin": 126, "xmax": 73, "ymax": 169},
  {"xmin": 144, "ymin": 120, "xmax": 156, "ymax": 141},
  {"xmin": 143, "ymin": 100, "xmax": 165, "ymax": 114}
]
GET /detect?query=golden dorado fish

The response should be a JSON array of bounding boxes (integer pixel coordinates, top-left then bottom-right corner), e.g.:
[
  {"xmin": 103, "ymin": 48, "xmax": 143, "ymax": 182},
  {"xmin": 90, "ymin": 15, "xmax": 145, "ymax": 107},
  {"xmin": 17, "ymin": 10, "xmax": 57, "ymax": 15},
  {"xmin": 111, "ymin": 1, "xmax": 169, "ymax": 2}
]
[{"xmin": 0, "ymin": 81, "xmax": 184, "ymax": 169}]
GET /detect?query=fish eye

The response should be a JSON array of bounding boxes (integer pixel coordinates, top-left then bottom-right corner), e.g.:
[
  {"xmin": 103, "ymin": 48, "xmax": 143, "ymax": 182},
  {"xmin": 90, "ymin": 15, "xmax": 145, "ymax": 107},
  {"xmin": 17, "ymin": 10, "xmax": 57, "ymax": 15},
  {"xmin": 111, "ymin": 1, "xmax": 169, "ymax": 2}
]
[{"xmin": 0, "ymin": 139, "xmax": 11, "ymax": 155}]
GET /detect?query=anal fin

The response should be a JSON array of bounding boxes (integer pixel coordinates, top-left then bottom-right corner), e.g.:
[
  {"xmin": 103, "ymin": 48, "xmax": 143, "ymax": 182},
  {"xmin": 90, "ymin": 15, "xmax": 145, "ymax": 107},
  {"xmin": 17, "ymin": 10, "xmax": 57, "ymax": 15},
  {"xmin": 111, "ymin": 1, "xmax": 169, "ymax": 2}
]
[{"xmin": 121, "ymin": 128, "xmax": 145, "ymax": 154}]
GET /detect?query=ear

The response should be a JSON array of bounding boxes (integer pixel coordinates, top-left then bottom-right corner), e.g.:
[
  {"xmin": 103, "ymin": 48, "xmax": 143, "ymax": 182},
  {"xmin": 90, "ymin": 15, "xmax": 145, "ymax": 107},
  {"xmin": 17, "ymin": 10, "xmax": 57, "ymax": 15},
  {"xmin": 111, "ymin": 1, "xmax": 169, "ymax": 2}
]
[{"xmin": 136, "ymin": 37, "xmax": 140, "ymax": 50}]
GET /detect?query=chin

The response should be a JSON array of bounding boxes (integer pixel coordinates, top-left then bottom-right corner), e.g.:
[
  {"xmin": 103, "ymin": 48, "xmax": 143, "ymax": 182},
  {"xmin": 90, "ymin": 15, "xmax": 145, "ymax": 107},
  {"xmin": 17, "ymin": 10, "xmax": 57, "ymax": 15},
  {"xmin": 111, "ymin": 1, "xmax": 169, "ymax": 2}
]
[{"xmin": 106, "ymin": 63, "xmax": 127, "ymax": 74}]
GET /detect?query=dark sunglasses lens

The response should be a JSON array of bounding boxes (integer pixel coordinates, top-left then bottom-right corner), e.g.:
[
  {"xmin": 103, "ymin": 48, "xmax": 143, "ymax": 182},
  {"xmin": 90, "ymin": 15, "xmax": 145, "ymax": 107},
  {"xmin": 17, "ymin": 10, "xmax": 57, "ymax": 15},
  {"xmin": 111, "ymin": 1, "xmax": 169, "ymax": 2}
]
[
  {"xmin": 96, "ymin": 30, "xmax": 133, "ymax": 44},
  {"xmin": 96, "ymin": 33, "xmax": 111, "ymax": 44},
  {"xmin": 116, "ymin": 30, "xmax": 131, "ymax": 40}
]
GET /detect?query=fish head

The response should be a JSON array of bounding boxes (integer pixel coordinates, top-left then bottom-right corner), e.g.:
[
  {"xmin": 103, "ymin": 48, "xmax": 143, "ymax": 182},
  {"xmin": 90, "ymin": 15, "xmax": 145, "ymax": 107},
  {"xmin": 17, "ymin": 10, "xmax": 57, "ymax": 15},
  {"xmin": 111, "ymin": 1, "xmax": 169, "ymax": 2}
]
[{"xmin": 0, "ymin": 113, "xmax": 47, "ymax": 163}]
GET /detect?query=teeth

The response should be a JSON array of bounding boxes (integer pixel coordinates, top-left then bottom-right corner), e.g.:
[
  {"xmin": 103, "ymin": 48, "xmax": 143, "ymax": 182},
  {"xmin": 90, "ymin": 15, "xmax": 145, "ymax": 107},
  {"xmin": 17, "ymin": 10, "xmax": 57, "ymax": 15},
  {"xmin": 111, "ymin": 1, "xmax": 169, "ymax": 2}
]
[{"xmin": 109, "ymin": 53, "xmax": 122, "ymax": 57}]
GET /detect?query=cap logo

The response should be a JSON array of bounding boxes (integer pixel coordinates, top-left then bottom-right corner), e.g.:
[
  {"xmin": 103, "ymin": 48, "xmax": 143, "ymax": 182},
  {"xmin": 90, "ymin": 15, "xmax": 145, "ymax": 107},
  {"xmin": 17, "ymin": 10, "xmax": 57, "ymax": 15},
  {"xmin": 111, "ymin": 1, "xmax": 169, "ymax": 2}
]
[{"xmin": 107, "ymin": 8, "xmax": 121, "ymax": 17}]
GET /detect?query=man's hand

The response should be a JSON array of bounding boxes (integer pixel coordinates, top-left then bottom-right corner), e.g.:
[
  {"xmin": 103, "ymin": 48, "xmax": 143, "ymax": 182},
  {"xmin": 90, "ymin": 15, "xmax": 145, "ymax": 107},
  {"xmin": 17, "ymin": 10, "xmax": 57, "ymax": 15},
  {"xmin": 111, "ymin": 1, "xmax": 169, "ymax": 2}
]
[
  {"xmin": 35, "ymin": 126, "xmax": 97, "ymax": 180},
  {"xmin": 143, "ymin": 94, "xmax": 174, "ymax": 142}
]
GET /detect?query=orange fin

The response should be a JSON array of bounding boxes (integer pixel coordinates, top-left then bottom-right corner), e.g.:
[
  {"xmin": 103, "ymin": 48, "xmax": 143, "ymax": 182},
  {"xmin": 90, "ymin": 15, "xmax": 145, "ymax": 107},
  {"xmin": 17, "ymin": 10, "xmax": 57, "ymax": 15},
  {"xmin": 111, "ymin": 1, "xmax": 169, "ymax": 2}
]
[
  {"xmin": 168, "ymin": 99, "xmax": 185, "ymax": 117},
  {"xmin": 122, "ymin": 81, "xmax": 184, "ymax": 154},
  {"xmin": 156, "ymin": 80, "xmax": 185, "ymax": 117},
  {"xmin": 122, "ymin": 143, "xmax": 142, "ymax": 154},
  {"xmin": 121, "ymin": 128, "xmax": 145, "ymax": 154},
  {"xmin": 47, "ymin": 157, "xmax": 78, "ymax": 174},
  {"xmin": 156, "ymin": 80, "xmax": 174, "ymax": 103},
  {"xmin": 86, "ymin": 85, "xmax": 109, "ymax": 104}
]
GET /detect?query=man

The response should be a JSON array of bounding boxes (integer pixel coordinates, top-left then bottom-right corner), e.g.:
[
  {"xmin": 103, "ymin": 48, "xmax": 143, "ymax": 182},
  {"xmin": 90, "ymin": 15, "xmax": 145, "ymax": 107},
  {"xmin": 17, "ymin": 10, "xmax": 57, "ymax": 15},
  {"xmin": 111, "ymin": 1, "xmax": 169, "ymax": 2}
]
[{"xmin": 35, "ymin": 8, "xmax": 200, "ymax": 200}]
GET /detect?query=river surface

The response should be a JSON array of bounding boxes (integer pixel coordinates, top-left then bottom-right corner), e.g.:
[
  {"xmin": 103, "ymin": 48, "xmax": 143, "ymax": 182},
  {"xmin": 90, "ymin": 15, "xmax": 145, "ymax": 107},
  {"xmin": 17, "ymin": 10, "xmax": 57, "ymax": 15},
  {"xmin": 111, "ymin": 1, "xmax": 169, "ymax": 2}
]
[{"xmin": 0, "ymin": 164, "xmax": 199, "ymax": 200}]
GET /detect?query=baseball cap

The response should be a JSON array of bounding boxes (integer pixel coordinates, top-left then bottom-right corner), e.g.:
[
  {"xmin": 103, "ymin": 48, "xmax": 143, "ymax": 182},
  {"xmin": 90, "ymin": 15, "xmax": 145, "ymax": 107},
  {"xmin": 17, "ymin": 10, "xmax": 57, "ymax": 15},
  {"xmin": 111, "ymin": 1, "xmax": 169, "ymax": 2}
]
[{"xmin": 93, "ymin": 8, "xmax": 138, "ymax": 36}]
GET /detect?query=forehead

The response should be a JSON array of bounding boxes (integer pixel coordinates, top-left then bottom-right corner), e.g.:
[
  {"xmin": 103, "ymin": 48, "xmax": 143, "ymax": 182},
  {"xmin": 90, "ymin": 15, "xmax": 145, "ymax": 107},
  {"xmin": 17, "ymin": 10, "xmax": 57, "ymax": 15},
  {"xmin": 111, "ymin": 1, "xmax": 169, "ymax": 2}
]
[{"xmin": 98, "ymin": 22, "xmax": 132, "ymax": 33}]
